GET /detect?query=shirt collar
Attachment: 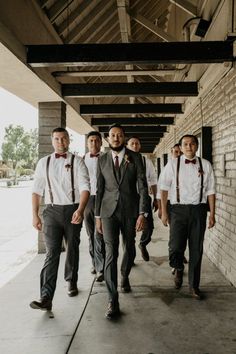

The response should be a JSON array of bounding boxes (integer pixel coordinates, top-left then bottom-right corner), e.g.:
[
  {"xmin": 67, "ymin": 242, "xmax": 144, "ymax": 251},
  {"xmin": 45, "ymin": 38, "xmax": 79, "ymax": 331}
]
[{"xmin": 111, "ymin": 148, "xmax": 125, "ymax": 160}]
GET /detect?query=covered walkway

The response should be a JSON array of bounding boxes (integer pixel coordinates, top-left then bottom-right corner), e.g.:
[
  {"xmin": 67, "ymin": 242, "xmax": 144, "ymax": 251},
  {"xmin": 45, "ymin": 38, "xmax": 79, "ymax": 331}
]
[{"xmin": 0, "ymin": 219, "xmax": 236, "ymax": 354}]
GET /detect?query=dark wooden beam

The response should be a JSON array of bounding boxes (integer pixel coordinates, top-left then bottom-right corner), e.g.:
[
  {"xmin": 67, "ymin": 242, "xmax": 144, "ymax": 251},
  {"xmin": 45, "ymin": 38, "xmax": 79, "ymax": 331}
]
[
  {"xmin": 81, "ymin": 104, "xmax": 183, "ymax": 115},
  {"xmin": 62, "ymin": 82, "xmax": 198, "ymax": 97},
  {"xmin": 99, "ymin": 126, "xmax": 167, "ymax": 133},
  {"xmin": 91, "ymin": 117, "xmax": 174, "ymax": 126},
  {"xmin": 104, "ymin": 132, "xmax": 164, "ymax": 138},
  {"xmin": 27, "ymin": 41, "xmax": 235, "ymax": 67}
]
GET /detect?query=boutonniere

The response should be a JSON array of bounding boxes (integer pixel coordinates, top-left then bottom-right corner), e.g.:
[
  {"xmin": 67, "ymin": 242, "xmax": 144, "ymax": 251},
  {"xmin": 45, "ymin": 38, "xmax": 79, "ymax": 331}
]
[
  {"xmin": 65, "ymin": 164, "xmax": 72, "ymax": 171},
  {"xmin": 198, "ymin": 168, "xmax": 204, "ymax": 177},
  {"xmin": 124, "ymin": 154, "xmax": 131, "ymax": 165}
]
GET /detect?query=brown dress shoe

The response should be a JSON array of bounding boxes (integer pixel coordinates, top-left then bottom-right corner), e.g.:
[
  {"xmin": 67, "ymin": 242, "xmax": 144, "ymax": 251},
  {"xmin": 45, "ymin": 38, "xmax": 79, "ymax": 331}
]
[
  {"xmin": 121, "ymin": 277, "xmax": 131, "ymax": 293},
  {"xmin": 67, "ymin": 282, "xmax": 79, "ymax": 297},
  {"xmin": 189, "ymin": 288, "xmax": 203, "ymax": 300},
  {"xmin": 138, "ymin": 243, "xmax": 149, "ymax": 261},
  {"xmin": 105, "ymin": 302, "xmax": 120, "ymax": 319},
  {"xmin": 30, "ymin": 298, "xmax": 52, "ymax": 311},
  {"xmin": 174, "ymin": 269, "xmax": 183, "ymax": 289}
]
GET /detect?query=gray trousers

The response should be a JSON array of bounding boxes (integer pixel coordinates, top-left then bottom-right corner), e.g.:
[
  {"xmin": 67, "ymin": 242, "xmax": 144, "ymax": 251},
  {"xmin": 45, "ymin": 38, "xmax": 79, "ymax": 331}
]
[
  {"xmin": 40, "ymin": 204, "xmax": 82, "ymax": 300},
  {"xmin": 102, "ymin": 206, "xmax": 136, "ymax": 305},
  {"xmin": 84, "ymin": 195, "xmax": 105, "ymax": 273},
  {"xmin": 169, "ymin": 204, "xmax": 207, "ymax": 289}
]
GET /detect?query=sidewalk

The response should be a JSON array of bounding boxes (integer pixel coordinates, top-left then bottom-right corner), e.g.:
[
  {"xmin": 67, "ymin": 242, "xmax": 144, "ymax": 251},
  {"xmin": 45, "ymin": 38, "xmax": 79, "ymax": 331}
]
[{"xmin": 1, "ymin": 220, "xmax": 236, "ymax": 354}]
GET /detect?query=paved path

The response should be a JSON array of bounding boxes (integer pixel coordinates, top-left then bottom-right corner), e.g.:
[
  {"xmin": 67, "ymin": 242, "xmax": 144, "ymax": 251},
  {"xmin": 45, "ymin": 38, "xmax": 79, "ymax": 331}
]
[
  {"xmin": 0, "ymin": 181, "xmax": 37, "ymax": 287},
  {"xmin": 1, "ymin": 218, "xmax": 236, "ymax": 354}
]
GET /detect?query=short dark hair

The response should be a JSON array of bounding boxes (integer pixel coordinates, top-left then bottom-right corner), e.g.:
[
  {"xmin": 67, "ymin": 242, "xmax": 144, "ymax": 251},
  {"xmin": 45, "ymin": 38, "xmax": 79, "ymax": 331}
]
[
  {"xmin": 108, "ymin": 123, "xmax": 125, "ymax": 134},
  {"xmin": 126, "ymin": 135, "xmax": 141, "ymax": 143},
  {"xmin": 51, "ymin": 127, "xmax": 69, "ymax": 137},
  {"xmin": 179, "ymin": 134, "xmax": 199, "ymax": 147},
  {"xmin": 172, "ymin": 143, "xmax": 180, "ymax": 149},
  {"xmin": 87, "ymin": 131, "xmax": 102, "ymax": 140}
]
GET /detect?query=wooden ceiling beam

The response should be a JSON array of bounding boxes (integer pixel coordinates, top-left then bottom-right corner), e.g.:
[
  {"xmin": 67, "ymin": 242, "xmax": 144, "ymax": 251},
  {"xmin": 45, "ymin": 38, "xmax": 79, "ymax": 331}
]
[{"xmin": 27, "ymin": 41, "xmax": 235, "ymax": 67}]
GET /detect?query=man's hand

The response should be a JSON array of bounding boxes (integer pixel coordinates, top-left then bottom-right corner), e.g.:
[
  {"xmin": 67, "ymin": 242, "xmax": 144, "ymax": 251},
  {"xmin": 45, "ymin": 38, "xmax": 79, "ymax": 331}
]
[
  {"xmin": 96, "ymin": 218, "xmax": 103, "ymax": 234},
  {"xmin": 152, "ymin": 198, "xmax": 158, "ymax": 212},
  {"xmin": 33, "ymin": 215, "xmax": 42, "ymax": 231},
  {"xmin": 161, "ymin": 211, "xmax": 169, "ymax": 227},
  {"xmin": 71, "ymin": 209, "xmax": 83, "ymax": 224},
  {"xmin": 208, "ymin": 215, "xmax": 215, "ymax": 229},
  {"xmin": 136, "ymin": 214, "xmax": 146, "ymax": 232}
]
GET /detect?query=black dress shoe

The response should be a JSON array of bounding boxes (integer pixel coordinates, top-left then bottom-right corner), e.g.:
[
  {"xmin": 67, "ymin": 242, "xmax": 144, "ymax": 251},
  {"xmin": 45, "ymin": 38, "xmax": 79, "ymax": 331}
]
[
  {"xmin": 90, "ymin": 266, "xmax": 96, "ymax": 274},
  {"xmin": 67, "ymin": 282, "xmax": 79, "ymax": 297},
  {"xmin": 189, "ymin": 288, "xmax": 203, "ymax": 300},
  {"xmin": 121, "ymin": 277, "xmax": 131, "ymax": 293},
  {"xmin": 105, "ymin": 302, "xmax": 120, "ymax": 320},
  {"xmin": 174, "ymin": 269, "xmax": 183, "ymax": 289},
  {"xmin": 30, "ymin": 298, "xmax": 52, "ymax": 311},
  {"xmin": 96, "ymin": 272, "xmax": 104, "ymax": 282},
  {"xmin": 138, "ymin": 243, "xmax": 149, "ymax": 261}
]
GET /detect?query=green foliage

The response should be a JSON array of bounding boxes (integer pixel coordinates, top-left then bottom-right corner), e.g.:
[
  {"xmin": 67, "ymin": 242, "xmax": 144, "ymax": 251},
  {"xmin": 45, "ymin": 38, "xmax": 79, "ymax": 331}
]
[{"xmin": 1, "ymin": 125, "xmax": 38, "ymax": 170}]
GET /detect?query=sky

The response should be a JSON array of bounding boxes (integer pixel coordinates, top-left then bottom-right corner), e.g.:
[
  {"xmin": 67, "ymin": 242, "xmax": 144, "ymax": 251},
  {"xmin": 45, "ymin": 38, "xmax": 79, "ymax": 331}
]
[{"xmin": 0, "ymin": 87, "xmax": 85, "ymax": 157}]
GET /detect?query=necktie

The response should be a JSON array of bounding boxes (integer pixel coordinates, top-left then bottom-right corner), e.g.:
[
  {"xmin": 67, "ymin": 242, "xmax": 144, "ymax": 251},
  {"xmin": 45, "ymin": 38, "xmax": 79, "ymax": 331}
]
[
  {"xmin": 185, "ymin": 158, "xmax": 196, "ymax": 164},
  {"xmin": 114, "ymin": 156, "xmax": 119, "ymax": 169},
  {"xmin": 55, "ymin": 153, "xmax": 67, "ymax": 159},
  {"xmin": 90, "ymin": 153, "xmax": 100, "ymax": 158}
]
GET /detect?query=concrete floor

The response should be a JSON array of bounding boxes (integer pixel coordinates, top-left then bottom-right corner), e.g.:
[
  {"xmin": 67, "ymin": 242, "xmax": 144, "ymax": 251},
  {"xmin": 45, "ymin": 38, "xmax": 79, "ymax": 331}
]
[{"xmin": 1, "ymin": 219, "xmax": 236, "ymax": 354}]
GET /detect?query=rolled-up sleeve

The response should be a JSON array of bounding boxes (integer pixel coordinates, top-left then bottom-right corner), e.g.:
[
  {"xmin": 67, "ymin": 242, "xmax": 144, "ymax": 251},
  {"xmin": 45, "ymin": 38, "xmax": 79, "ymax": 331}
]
[
  {"xmin": 77, "ymin": 157, "xmax": 90, "ymax": 193},
  {"xmin": 159, "ymin": 162, "xmax": 173, "ymax": 191},
  {"xmin": 206, "ymin": 163, "xmax": 215, "ymax": 196},
  {"xmin": 32, "ymin": 158, "xmax": 46, "ymax": 196},
  {"xmin": 146, "ymin": 158, "xmax": 157, "ymax": 186}
]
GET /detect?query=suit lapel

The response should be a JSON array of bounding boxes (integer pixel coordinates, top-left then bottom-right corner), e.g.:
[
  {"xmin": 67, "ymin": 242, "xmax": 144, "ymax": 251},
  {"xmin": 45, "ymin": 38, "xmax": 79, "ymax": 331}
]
[{"xmin": 119, "ymin": 148, "xmax": 130, "ymax": 185}]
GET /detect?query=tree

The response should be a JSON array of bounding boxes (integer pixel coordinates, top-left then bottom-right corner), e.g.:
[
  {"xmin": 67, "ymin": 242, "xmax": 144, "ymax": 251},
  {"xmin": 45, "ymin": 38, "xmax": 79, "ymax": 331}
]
[{"xmin": 1, "ymin": 125, "xmax": 38, "ymax": 179}]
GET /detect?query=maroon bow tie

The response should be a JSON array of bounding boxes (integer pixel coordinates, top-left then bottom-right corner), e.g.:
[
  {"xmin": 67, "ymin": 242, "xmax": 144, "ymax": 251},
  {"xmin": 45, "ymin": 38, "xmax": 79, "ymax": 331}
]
[
  {"xmin": 90, "ymin": 153, "xmax": 100, "ymax": 158},
  {"xmin": 185, "ymin": 158, "xmax": 196, "ymax": 164},
  {"xmin": 55, "ymin": 153, "xmax": 67, "ymax": 159}
]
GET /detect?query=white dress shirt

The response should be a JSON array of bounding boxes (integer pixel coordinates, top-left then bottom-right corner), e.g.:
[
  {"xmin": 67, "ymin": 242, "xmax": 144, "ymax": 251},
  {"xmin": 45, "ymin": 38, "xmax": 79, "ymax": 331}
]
[
  {"xmin": 159, "ymin": 154, "xmax": 215, "ymax": 205},
  {"xmin": 143, "ymin": 156, "xmax": 157, "ymax": 188},
  {"xmin": 32, "ymin": 152, "xmax": 90, "ymax": 205},
  {"xmin": 84, "ymin": 151, "xmax": 102, "ymax": 195}
]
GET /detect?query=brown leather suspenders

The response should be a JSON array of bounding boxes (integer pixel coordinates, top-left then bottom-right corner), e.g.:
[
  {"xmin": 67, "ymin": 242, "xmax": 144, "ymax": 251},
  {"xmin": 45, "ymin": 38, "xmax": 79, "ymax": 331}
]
[
  {"xmin": 46, "ymin": 154, "xmax": 75, "ymax": 205},
  {"xmin": 176, "ymin": 156, "xmax": 203, "ymax": 204}
]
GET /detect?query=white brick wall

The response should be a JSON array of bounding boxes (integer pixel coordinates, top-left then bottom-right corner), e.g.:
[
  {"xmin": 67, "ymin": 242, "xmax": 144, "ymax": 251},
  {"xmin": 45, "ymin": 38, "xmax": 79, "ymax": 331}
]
[{"xmin": 156, "ymin": 67, "xmax": 236, "ymax": 286}]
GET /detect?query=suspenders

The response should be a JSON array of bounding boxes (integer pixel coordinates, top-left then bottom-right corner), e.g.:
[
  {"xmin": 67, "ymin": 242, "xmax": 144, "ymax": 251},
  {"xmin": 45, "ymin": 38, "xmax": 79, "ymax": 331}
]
[
  {"xmin": 176, "ymin": 156, "xmax": 204, "ymax": 204},
  {"xmin": 46, "ymin": 154, "xmax": 75, "ymax": 205}
]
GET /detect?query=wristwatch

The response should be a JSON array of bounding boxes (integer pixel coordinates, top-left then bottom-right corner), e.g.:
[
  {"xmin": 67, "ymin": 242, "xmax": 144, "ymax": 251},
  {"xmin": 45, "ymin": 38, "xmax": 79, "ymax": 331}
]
[{"xmin": 141, "ymin": 213, "xmax": 148, "ymax": 218}]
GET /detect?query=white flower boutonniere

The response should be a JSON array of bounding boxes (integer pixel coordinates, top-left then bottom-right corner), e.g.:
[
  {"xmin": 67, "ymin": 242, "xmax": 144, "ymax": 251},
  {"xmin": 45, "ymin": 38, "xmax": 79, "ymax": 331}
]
[{"xmin": 124, "ymin": 154, "xmax": 131, "ymax": 165}]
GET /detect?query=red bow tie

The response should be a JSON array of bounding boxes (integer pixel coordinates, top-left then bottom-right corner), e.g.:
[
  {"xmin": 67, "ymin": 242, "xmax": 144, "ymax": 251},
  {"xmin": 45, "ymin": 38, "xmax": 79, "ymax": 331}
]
[
  {"xmin": 90, "ymin": 153, "xmax": 100, "ymax": 158},
  {"xmin": 185, "ymin": 158, "xmax": 196, "ymax": 164},
  {"xmin": 55, "ymin": 153, "xmax": 67, "ymax": 159}
]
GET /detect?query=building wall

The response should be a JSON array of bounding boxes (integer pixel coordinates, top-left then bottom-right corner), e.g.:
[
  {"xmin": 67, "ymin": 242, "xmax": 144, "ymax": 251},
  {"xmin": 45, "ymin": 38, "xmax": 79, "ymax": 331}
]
[{"xmin": 156, "ymin": 66, "xmax": 236, "ymax": 286}]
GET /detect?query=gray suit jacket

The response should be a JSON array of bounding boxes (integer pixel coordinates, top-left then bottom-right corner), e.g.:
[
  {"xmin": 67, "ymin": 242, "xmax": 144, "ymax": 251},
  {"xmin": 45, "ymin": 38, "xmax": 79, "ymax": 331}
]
[{"xmin": 95, "ymin": 148, "xmax": 149, "ymax": 218}]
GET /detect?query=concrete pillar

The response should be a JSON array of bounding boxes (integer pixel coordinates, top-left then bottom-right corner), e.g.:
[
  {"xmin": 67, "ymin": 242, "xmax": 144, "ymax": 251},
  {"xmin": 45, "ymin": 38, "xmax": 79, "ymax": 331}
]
[{"xmin": 37, "ymin": 101, "xmax": 66, "ymax": 253}]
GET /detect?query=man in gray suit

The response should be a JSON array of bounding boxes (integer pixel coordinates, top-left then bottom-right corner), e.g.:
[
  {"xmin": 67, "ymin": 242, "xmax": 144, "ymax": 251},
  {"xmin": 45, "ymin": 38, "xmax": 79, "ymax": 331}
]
[{"xmin": 95, "ymin": 124, "xmax": 149, "ymax": 319}]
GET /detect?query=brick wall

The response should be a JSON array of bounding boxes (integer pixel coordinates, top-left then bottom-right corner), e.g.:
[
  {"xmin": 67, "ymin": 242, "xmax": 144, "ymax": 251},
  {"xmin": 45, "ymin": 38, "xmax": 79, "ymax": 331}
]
[{"xmin": 156, "ymin": 67, "xmax": 236, "ymax": 286}]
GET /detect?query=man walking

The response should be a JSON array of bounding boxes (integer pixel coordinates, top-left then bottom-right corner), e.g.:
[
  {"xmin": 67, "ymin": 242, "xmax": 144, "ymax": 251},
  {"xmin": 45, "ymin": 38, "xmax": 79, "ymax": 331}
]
[
  {"xmin": 30, "ymin": 127, "xmax": 90, "ymax": 312},
  {"xmin": 126, "ymin": 136, "xmax": 158, "ymax": 261},
  {"xmin": 95, "ymin": 124, "xmax": 149, "ymax": 319},
  {"xmin": 160, "ymin": 134, "xmax": 215, "ymax": 299},
  {"xmin": 84, "ymin": 131, "xmax": 105, "ymax": 282}
]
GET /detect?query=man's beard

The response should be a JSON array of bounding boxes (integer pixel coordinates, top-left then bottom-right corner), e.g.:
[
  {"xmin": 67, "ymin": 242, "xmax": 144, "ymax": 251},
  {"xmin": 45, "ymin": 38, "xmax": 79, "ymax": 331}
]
[{"xmin": 109, "ymin": 143, "xmax": 125, "ymax": 152}]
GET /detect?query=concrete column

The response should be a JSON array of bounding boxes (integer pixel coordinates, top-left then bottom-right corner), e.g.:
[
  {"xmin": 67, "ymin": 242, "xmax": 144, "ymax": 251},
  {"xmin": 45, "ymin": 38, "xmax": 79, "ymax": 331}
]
[{"xmin": 37, "ymin": 101, "xmax": 66, "ymax": 253}]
